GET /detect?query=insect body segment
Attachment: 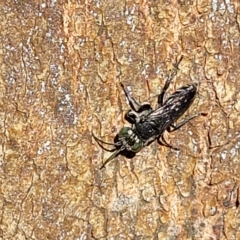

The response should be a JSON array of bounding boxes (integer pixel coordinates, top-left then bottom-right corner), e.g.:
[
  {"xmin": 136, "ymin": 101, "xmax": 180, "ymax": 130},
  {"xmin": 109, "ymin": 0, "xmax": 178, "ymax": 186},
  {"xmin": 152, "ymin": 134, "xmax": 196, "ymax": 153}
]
[
  {"xmin": 124, "ymin": 84, "xmax": 196, "ymax": 145},
  {"xmin": 93, "ymin": 56, "xmax": 199, "ymax": 169}
]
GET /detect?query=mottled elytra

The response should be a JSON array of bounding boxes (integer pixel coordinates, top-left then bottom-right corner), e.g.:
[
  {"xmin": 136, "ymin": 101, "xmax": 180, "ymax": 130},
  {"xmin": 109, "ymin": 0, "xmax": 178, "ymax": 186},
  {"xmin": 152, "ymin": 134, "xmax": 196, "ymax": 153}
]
[{"xmin": 93, "ymin": 56, "xmax": 200, "ymax": 169}]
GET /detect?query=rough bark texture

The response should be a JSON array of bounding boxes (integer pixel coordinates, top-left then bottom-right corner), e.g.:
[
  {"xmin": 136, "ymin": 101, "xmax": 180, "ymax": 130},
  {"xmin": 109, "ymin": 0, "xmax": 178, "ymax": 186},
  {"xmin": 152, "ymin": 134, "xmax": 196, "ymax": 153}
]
[{"xmin": 0, "ymin": 0, "xmax": 240, "ymax": 239}]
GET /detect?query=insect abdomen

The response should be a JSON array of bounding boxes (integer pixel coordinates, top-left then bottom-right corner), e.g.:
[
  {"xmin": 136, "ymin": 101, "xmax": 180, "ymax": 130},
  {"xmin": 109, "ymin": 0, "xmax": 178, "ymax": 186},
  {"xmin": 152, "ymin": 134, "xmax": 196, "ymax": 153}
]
[
  {"xmin": 134, "ymin": 84, "xmax": 197, "ymax": 143},
  {"xmin": 163, "ymin": 84, "xmax": 196, "ymax": 119}
]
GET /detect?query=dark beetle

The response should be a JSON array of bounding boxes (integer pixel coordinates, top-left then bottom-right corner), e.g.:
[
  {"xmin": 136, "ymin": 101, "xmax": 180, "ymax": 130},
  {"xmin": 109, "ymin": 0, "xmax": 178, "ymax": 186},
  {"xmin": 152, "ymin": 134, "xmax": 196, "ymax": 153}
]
[{"xmin": 93, "ymin": 56, "xmax": 200, "ymax": 169}]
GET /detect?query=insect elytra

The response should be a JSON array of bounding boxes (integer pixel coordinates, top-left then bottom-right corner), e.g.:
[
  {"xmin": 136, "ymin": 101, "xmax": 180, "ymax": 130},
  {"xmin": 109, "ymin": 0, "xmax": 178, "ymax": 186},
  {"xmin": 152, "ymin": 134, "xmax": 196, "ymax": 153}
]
[{"xmin": 93, "ymin": 56, "xmax": 200, "ymax": 169}]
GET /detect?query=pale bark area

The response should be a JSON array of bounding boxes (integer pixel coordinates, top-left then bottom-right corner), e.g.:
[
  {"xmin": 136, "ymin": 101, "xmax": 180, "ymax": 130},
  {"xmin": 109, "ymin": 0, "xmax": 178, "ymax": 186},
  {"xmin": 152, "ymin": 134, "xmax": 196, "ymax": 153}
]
[{"xmin": 0, "ymin": 0, "xmax": 240, "ymax": 239}]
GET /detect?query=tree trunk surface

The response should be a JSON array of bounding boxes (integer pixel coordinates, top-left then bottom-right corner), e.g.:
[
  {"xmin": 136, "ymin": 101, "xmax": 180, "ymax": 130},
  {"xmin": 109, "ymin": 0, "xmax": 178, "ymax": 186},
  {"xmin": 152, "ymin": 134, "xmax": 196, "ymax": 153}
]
[{"xmin": 0, "ymin": 1, "xmax": 240, "ymax": 239}]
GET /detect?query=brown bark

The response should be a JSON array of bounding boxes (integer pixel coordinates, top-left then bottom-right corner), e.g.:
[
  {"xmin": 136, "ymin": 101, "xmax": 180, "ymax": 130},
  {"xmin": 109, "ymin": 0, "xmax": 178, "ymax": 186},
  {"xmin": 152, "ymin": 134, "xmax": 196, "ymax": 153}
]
[{"xmin": 0, "ymin": 0, "xmax": 240, "ymax": 239}]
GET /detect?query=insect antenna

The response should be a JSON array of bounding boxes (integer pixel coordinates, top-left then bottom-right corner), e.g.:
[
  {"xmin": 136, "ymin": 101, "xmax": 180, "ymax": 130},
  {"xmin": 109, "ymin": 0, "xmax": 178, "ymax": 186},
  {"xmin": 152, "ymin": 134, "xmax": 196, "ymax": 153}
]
[
  {"xmin": 92, "ymin": 131, "xmax": 127, "ymax": 169},
  {"xmin": 100, "ymin": 147, "xmax": 124, "ymax": 169},
  {"xmin": 92, "ymin": 131, "xmax": 116, "ymax": 152}
]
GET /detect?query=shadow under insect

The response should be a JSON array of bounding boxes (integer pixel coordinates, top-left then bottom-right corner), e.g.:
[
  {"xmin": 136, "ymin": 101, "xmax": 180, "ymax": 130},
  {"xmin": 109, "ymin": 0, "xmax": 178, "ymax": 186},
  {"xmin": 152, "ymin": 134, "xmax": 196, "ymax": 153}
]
[{"xmin": 93, "ymin": 56, "xmax": 201, "ymax": 169}]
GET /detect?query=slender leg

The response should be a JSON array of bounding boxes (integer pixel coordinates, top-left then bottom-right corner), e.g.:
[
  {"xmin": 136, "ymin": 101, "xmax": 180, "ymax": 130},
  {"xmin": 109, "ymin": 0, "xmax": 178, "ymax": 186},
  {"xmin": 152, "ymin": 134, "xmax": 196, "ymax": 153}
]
[
  {"xmin": 120, "ymin": 83, "xmax": 152, "ymax": 112},
  {"xmin": 157, "ymin": 56, "xmax": 183, "ymax": 107},
  {"xmin": 120, "ymin": 83, "xmax": 142, "ymax": 112},
  {"xmin": 158, "ymin": 134, "xmax": 179, "ymax": 150},
  {"xmin": 169, "ymin": 113, "xmax": 200, "ymax": 132}
]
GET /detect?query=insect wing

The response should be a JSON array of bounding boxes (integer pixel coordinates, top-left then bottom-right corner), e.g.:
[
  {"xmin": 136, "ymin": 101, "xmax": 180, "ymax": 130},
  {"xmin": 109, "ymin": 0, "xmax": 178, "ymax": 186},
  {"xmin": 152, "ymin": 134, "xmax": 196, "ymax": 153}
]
[
  {"xmin": 143, "ymin": 84, "xmax": 197, "ymax": 130},
  {"xmin": 144, "ymin": 107, "xmax": 173, "ymax": 131},
  {"xmin": 164, "ymin": 85, "xmax": 196, "ymax": 107}
]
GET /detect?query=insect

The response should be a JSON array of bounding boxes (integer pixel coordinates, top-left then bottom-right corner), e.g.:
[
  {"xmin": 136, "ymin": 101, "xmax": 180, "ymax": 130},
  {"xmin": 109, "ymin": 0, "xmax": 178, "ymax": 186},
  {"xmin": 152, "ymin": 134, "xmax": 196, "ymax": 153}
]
[{"xmin": 93, "ymin": 56, "xmax": 200, "ymax": 169}]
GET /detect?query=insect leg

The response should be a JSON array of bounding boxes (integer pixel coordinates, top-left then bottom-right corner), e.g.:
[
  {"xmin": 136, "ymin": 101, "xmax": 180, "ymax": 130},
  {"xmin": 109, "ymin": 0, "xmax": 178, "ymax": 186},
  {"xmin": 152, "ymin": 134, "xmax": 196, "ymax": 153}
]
[
  {"xmin": 169, "ymin": 113, "xmax": 200, "ymax": 132},
  {"xmin": 120, "ymin": 83, "xmax": 152, "ymax": 111},
  {"xmin": 157, "ymin": 56, "xmax": 183, "ymax": 107},
  {"xmin": 121, "ymin": 83, "xmax": 153, "ymax": 123},
  {"xmin": 120, "ymin": 83, "xmax": 142, "ymax": 112},
  {"xmin": 158, "ymin": 134, "xmax": 179, "ymax": 150}
]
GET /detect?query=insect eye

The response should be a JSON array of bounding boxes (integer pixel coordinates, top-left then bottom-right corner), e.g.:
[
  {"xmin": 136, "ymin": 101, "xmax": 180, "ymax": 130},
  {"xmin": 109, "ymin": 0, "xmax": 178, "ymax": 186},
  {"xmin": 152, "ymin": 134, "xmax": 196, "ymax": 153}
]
[
  {"xmin": 118, "ymin": 127, "xmax": 143, "ymax": 152},
  {"xmin": 131, "ymin": 140, "xmax": 143, "ymax": 152},
  {"xmin": 118, "ymin": 127, "xmax": 132, "ymax": 138}
]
